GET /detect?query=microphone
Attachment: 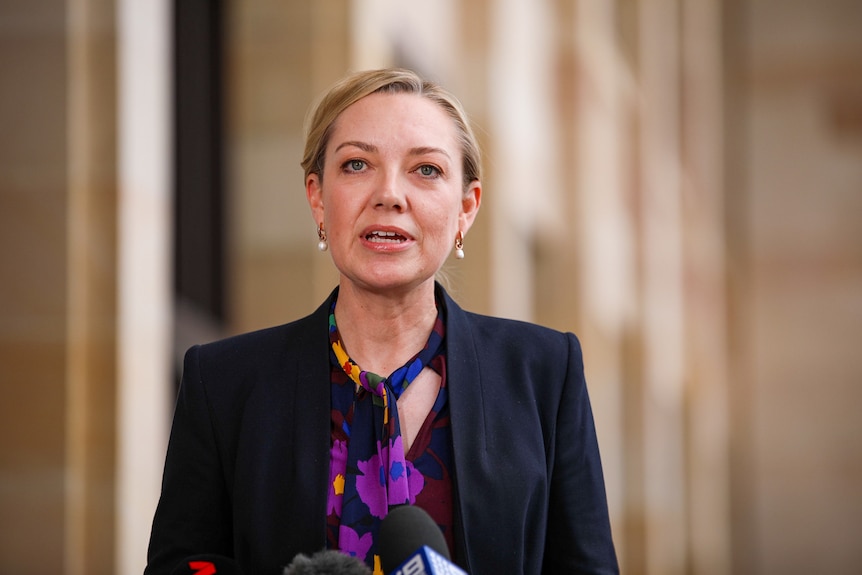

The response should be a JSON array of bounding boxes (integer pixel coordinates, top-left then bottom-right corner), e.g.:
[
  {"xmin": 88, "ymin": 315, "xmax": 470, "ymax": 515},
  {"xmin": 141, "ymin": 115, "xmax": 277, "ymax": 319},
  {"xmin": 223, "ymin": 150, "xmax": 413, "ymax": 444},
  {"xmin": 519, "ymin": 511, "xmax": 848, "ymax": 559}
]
[
  {"xmin": 283, "ymin": 549, "xmax": 372, "ymax": 575},
  {"xmin": 171, "ymin": 554, "xmax": 243, "ymax": 575},
  {"xmin": 379, "ymin": 505, "xmax": 467, "ymax": 575}
]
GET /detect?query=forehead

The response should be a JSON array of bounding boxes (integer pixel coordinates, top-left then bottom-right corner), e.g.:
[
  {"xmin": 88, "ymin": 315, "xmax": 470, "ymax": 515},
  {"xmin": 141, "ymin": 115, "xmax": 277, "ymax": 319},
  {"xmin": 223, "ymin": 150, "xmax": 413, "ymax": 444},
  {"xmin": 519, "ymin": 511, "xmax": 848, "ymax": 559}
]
[{"xmin": 328, "ymin": 92, "xmax": 459, "ymax": 154}]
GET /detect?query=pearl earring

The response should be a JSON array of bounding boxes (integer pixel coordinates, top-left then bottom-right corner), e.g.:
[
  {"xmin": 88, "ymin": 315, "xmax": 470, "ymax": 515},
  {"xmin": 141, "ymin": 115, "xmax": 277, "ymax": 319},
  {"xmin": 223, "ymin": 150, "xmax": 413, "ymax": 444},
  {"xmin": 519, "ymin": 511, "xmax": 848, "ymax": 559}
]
[
  {"xmin": 317, "ymin": 223, "xmax": 328, "ymax": 252},
  {"xmin": 454, "ymin": 231, "xmax": 465, "ymax": 259}
]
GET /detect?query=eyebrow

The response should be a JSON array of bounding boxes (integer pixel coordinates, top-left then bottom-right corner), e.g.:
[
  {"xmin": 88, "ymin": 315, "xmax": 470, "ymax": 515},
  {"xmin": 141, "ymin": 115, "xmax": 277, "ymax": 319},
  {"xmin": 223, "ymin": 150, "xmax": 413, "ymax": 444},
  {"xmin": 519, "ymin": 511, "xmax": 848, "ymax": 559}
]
[
  {"xmin": 334, "ymin": 140, "xmax": 451, "ymax": 160},
  {"xmin": 409, "ymin": 146, "xmax": 452, "ymax": 160},
  {"xmin": 335, "ymin": 140, "xmax": 376, "ymax": 154}
]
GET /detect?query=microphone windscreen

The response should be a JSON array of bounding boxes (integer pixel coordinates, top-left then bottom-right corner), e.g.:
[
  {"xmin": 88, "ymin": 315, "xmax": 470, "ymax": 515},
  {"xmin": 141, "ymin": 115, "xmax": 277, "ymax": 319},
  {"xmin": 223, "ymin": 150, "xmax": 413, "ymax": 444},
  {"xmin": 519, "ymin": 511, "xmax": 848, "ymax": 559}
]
[
  {"xmin": 171, "ymin": 554, "xmax": 243, "ymax": 575},
  {"xmin": 379, "ymin": 505, "xmax": 450, "ymax": 574},
  {"xmin": 283, "ymin": 549, "xmax": 372, "ymax": 575}
]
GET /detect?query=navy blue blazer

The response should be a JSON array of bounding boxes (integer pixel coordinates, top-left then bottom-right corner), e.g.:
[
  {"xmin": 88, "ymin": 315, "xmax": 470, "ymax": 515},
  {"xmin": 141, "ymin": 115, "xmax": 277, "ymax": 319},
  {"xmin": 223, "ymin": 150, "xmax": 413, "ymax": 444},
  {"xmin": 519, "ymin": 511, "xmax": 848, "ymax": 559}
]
[{"xmin": 145, "ymin": 285, "xmax": 618, "ymax": 574}]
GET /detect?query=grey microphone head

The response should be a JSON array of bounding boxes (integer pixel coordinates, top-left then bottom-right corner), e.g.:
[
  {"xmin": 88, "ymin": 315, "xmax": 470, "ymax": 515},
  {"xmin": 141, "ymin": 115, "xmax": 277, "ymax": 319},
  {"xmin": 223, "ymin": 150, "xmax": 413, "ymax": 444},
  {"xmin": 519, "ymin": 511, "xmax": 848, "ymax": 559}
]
[
  {"xmin": 379, "ymin": 505, "xmax": 450, "ymax": 574},
  {"xmin": 283, "ymin": 549, "xmax": 372, "ymax": 575}
]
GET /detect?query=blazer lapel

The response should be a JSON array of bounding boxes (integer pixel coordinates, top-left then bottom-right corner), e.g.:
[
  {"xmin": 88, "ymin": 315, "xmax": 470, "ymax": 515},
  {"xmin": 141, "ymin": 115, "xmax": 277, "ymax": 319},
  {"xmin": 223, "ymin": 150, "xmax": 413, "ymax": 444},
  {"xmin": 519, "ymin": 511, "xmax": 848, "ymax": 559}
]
[
  {"xmin": 285, "ymin": 291, "xmax": 337, "ymax": 551},
  {"xmin": 439, "ymin": 286, "xmax": 485, "ymax": 571}
]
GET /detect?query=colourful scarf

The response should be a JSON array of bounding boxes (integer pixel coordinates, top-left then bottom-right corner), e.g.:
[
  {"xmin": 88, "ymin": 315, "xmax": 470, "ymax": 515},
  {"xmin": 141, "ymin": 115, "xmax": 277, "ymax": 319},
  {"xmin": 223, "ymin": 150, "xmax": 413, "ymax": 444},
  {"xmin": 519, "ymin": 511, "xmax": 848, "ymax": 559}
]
[{"xmin": 325, "ymin": 300, "xmax": 446, "ymax": 573}]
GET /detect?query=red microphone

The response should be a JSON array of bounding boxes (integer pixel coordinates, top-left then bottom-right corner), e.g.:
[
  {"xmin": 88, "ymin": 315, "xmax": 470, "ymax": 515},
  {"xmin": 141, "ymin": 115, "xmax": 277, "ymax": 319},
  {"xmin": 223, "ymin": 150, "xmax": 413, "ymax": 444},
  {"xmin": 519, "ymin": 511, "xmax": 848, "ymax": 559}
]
[{"xmin": 171, "ymin": 554, "xmax": 243, "ymax": 575}]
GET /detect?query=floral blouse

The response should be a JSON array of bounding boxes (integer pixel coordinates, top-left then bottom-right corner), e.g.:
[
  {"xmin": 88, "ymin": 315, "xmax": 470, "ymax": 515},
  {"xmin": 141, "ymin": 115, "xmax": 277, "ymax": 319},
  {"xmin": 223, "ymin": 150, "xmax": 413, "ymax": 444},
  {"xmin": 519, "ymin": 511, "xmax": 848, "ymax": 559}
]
[{"xmin": 325, "ymin": 300, "xmax": 454, "ymax": 573}]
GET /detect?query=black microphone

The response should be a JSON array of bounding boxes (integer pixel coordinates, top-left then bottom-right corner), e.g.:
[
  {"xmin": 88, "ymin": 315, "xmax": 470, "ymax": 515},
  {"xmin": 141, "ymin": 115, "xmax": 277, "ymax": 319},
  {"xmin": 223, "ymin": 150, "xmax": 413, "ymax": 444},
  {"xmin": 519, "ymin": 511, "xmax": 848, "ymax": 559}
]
[
  {"xmin": 379, "ymin": 505, "xmax": 467, "ymax": 575},
  {"xmin": 283, "ymin": 549, "xmax": 372, "ymax": 575},
  {"xmin": 171, "ymin": 554, "xmax": 243, "ymax": 575}
]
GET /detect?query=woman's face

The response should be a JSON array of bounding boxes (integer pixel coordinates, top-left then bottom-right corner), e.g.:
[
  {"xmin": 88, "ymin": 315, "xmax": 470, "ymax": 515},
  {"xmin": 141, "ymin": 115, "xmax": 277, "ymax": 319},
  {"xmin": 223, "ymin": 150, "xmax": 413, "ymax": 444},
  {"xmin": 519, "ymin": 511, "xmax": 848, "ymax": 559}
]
[{"xmin": 306, "ymin": 92, "xmax": 481, "ymax": 295}]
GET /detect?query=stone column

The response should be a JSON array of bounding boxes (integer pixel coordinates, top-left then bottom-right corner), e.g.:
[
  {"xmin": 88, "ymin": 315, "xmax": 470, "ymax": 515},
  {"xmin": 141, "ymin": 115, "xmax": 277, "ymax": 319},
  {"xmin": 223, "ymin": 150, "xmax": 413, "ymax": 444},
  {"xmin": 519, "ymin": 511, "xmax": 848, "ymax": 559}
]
[{"xmin": 67, "ymin": 0, "xmax": 119, "ymax": 573}]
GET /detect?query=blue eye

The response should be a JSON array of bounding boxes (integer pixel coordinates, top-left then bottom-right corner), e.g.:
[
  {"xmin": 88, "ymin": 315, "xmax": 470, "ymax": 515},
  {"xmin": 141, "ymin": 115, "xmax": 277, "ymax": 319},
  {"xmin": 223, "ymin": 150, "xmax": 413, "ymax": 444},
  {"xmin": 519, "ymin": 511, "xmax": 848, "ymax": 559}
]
[
  {"xmin": 418, "ymin": 165, "xmax": 440, "ymax": 177},
  {"xmin": 341, "ymin": 160, "xmax": 367, "ymax": 173}
]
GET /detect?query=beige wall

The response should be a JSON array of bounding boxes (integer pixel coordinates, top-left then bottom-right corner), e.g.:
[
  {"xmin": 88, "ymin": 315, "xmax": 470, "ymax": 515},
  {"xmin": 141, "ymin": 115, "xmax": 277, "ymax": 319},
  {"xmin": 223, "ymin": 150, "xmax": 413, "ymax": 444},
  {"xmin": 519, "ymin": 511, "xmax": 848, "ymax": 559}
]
[
  {"xmin": 1, "ymin": 0, "xmax": 860, "ymax": 573},
  {"xmin": 1, "ymin": 1, "xmax": 79, "ymax": 572},
  {"xmin": 727, "ymin": 1, "xmax": 862, "ymax": 573}
]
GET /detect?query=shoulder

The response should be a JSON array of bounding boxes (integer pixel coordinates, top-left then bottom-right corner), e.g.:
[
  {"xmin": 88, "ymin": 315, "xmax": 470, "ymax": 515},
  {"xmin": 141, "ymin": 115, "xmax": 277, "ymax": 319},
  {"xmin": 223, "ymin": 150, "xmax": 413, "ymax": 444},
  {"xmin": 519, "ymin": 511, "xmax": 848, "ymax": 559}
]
[
  {"xmin": 462, "ymin": 311, "xmax": 581, "ymax": 370},
  {"xmin": 442, "ymin": 288, "xmax": 580, "ymax": 357},
  {"xmin": 194, "ymin": 319, "xmax": 307, "ymax": 361},
  {"xmin": 175, "ymin": 295, "xmax": 334, "ymax": 430},
  {"xmin": 440, "ymin": 287, "xmax": 583, "ymax": 381},
  {"xmin": 464, "ymin": 310, "xmax": 576, "ymax": 347},
  {"xmin": 187, "ymin": 318, "xmax": 304, "ymax": 376},
  {"xmin": 191, "ymin": 293, "xmax": 332, "ymax": 367},
  {"xmin": 183, "ymin": 292, "xmax": 333, "ymax": 391}
]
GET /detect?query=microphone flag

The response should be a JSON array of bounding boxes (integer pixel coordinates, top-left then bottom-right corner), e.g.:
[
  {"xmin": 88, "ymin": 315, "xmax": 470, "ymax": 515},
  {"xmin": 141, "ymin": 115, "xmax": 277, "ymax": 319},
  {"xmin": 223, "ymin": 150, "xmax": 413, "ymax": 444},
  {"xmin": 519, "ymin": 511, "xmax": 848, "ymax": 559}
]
[{"xmin": 388, "ymin": 546, "xmax": 467, "ymax": 575}]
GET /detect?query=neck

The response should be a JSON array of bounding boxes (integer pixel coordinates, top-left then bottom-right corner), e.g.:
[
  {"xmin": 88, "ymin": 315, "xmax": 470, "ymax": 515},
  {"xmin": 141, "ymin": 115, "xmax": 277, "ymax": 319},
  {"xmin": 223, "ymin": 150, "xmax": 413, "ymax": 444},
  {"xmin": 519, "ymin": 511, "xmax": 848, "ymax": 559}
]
[{"xmin": 334, "ymin": 281, "xmax": 438, "ymax": 376}]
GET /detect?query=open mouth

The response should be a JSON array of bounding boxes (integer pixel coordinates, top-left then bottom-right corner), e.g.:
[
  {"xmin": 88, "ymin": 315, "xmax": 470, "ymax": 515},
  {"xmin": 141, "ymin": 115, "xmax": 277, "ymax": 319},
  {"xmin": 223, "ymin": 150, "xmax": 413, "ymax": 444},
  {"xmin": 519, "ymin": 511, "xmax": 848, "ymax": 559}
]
[{"xmin": 365, "ymin": 230, "xmax": 407, "ymax": 244}]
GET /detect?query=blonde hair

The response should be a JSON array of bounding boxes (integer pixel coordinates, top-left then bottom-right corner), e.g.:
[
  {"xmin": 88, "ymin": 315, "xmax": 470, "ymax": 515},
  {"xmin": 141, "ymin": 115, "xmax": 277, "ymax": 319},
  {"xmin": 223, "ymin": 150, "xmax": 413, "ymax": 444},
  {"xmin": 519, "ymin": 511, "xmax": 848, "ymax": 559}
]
[{"xmin": 301, "ymin": 68, "xmax": 482, "ymax": 191}]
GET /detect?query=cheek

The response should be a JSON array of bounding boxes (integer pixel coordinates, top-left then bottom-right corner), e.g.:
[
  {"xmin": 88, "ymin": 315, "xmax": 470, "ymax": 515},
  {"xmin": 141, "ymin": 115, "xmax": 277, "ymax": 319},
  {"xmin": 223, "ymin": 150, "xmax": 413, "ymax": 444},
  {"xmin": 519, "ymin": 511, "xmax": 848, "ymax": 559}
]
[
  {"xmin": 441, "ymin": 204, "xmax": 464, "ymax": 237},
  {"xmin": 419, "ymin": 208, "xmax": 457, "ymax": 241},
  {"xmin": 422, "ymin": 193, "xmax": 463, "ymax": 226},
  {"xmin": 322, "ymin": 192, "xmax": 359, "ymax": 229}
]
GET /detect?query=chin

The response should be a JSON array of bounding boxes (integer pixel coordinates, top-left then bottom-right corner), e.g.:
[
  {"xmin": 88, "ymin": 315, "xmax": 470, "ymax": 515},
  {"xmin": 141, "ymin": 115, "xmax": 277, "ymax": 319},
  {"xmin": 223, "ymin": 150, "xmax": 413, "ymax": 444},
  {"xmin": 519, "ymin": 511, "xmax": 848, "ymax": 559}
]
[
  {"xmin": 336, "ymin": 254, "xmax": 443, "ymax": 292},
  {"xmin": 346, "ymin": 271, "xmax": 436, "ymax": 295}
]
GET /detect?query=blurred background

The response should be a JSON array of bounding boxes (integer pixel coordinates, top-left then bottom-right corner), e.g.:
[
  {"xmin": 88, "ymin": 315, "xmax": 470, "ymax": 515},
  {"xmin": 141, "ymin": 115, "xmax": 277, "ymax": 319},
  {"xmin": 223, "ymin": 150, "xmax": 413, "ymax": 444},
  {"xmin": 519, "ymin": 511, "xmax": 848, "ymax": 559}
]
[{"xmin": 1, "ymin": 0, "xmax": 861, "ymax": 573}]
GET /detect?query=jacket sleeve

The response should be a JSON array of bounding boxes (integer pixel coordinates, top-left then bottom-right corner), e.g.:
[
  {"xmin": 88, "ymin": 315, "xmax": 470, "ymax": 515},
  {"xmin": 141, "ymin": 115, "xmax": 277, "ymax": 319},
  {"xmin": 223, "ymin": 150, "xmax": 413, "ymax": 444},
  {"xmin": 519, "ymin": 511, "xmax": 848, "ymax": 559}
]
[
  {"xmin": 543, "ymin": 333, "xmax": 619, "ymax": 574},
  {"xmin": 144, "ymin": 345, "xmax": 234, "ymax": 575}
]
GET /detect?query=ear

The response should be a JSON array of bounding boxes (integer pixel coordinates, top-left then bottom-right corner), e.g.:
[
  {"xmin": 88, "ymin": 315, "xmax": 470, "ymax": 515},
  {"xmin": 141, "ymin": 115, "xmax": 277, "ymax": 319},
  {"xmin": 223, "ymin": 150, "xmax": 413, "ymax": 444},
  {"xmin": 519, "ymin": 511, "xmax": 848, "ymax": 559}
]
[
  {"xmin": 458, "ymin": 179, "xmax": 482, "ymax": 234},
  {"xmin": 306, "ymin": 173, "xmax": 325, "ymax": 225}
]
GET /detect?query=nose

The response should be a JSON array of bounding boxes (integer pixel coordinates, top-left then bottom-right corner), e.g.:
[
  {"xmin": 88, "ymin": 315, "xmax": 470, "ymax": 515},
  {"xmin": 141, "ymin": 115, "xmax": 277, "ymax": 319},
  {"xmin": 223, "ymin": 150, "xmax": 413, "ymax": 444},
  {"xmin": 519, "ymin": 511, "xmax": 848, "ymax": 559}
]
[{"xmin": 372, "ymin": 170, "xmax": 405, "ymax": 211}]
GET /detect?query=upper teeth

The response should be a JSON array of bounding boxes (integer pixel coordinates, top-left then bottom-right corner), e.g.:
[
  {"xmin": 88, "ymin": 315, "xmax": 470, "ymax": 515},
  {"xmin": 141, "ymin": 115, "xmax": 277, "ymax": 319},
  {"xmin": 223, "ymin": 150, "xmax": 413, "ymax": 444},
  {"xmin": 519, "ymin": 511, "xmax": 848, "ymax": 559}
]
[{"xmin": 368, "ymin": 231, "xmax": 402, "ymax": 242}]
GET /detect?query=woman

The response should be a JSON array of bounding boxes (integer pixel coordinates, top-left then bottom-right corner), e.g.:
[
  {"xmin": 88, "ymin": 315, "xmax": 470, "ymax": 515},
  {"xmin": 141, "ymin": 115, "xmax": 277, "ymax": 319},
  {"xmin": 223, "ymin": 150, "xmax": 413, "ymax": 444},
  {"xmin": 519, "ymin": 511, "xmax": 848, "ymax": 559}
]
[{"xmin": 145, "ymin": 68, "xmax": 618, "ymax": 575}]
